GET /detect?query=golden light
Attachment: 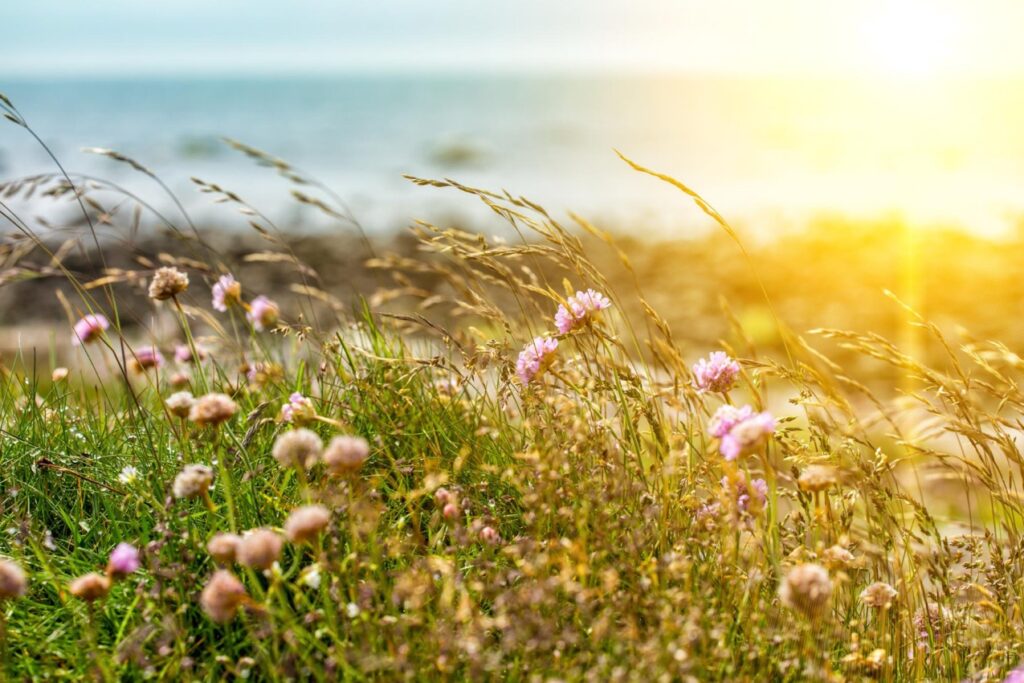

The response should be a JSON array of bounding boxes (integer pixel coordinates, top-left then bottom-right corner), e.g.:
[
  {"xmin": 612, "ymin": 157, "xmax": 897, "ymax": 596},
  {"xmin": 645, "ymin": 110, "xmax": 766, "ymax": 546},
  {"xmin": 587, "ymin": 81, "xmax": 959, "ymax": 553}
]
[{"xmin": 860, "ymin": 2, "xmax": 959, "ymax": 77}]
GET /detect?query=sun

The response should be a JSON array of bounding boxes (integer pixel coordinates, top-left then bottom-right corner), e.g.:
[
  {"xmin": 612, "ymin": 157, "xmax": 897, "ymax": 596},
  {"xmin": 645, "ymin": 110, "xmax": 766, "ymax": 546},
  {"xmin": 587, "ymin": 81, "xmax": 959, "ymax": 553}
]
[{"xmin": 860, "ymin": 2, "xmax": 959, "ymax": 77}]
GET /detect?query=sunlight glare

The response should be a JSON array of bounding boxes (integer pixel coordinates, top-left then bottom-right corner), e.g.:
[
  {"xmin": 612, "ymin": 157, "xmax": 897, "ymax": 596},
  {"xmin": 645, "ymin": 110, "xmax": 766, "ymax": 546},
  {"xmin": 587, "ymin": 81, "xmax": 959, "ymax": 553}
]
[{"xmin": 861, "ymin": 2, "xmax": 959, "ymax": 77}]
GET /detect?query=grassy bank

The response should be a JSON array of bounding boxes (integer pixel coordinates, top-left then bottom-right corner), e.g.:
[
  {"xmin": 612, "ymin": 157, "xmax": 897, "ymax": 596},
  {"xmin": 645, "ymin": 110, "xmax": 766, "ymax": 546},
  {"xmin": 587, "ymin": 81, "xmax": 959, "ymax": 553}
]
[{"xmin": 1, "ymin": 95, "xmax": 1024, "ymax": 681}]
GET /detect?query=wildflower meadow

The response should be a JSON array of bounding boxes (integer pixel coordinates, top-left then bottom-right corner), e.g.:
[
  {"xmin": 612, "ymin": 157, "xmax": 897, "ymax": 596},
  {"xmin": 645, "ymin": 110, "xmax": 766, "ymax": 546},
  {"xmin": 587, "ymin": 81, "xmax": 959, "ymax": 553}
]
[{"xmin": 1, "ymin": 90, "xmax": 1024, "ymax": 683}]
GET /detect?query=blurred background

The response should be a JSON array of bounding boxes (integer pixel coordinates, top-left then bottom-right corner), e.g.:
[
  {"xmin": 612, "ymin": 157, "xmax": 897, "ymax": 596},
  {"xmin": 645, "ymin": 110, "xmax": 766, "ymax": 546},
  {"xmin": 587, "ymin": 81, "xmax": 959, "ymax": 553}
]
[
  {"xmin": 4, "ymin": 0, "xmax": 1024, "ymax": 360},
  {"xmin": 5, "ymin": 0, "xmax": 1024, "ymax": 234}
]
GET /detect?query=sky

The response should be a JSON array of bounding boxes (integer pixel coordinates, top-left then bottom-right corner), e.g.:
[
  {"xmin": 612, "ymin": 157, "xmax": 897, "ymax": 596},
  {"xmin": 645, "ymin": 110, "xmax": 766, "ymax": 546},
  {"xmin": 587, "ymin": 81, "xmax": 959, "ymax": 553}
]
[{"xmin": 4, "ymin": 0, "xmax": 1024, "ymax": 77}]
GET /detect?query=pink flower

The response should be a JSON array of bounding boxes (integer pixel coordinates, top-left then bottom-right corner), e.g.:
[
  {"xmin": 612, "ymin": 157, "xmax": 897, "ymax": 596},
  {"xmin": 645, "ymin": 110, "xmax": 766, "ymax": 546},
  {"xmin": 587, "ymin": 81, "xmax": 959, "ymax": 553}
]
[
  {"xmin": 554, "ymin": 289, "xmax": 612, "ymax": 334},
  {"xmin": 174, "ymin": 343, "xmax": 207, "ymax": 364},
  {"xmin": 722, "ymin": 473, "xmax": 768, "ymax": 515},
  {"xmin": 130, "ymin": 346, "xmax": 165, "ymax": 373},
  {"xmin": 211, "ymin": 274, "xmax": 241, "ymax": 312},
  {"xmin": 280, "ymin": 392, "xmax": 315, "ymax": 425},
  {"xmin": 692, "ymin": 352, "xmax": 741, "ymax": 393},
  {"xmin": 516, "ymin": 336, "xmax": 559, "ymax": 385},
  {"xmin": 246, "ymin": 295, "xmax": 279, "ymax": 331},
  {"xmin": 72, "ymin": 314, "xmax": 110, "ymax": 346},
  {"xmin": 1004, "ymin": 666, "xmax": 1024, "ymax": 683},
  {"xmin": 107, "ymin": 543, "xmax": 140, "ymax": 578},
  {"xmin": 709, "ymin": 404, "xmax": 775, "ymax": 460}
]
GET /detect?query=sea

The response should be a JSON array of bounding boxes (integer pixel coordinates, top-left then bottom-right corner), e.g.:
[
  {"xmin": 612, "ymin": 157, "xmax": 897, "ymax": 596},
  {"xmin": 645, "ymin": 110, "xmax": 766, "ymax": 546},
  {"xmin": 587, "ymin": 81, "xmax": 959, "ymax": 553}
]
[{"xmin": 2, "ymin": 73, "xmax": 1024, "ymax": 237}]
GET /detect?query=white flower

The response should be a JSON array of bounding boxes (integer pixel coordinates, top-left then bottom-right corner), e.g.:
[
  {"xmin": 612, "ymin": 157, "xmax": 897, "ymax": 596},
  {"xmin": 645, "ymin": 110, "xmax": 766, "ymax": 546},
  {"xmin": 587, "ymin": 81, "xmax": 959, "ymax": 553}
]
[
  {"xmin": 300, "ymin": 563, "xmax": 322, "ymax": 590},
  {"xmin": 118, "ymin": 465, "xmax": 140, "ymax": 485},
  {"xmin": 346, "ymin": 602, "xmax": 360, "ymax": 618}
]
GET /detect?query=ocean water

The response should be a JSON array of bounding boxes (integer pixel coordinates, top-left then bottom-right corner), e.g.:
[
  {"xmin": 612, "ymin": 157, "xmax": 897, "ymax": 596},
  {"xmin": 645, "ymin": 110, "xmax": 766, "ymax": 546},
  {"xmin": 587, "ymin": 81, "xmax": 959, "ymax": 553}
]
[{"xmin": 2, "ymin": 74, "xmax": 1024, "ymax": 236}]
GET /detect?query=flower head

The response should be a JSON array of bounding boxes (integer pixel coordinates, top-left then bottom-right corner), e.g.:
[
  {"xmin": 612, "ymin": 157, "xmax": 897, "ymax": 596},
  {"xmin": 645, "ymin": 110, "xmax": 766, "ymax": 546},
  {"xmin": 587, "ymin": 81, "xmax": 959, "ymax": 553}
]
[
  {"xmin": 211, "ymin": 274, "xmax": 242, "ymax": 312},
  {"xmin": 117, "ymin": 465, "xmax": 139, "ymax": 486},
  {"xmin": 207, "ymin": 533, "xmax": 242, "ymax": 565},
  {"xmin": 554, "ymin": 289, "xmax": 612, "ymax": 334},
  {"xmin": 200, "ymin": 570, "xmax": 248, "ymax": 623},
  {"xmin": 860, "ymin": 581, "xmax": 898, "ymax": 610},
  {"xmin": 721, "ymin": 471, "xmax": 768, "ymax": 518},
  {"xmin": 323, "ymin": 435, "xmax": 370, "ymax": 475},
  {"xmin": 69, "ymin": 572, "xmax": 111, "ymax": 602},
  {"xmin": 148, "ymin": 266, "xmax": 189, "ymax": 301},
  {"xmin": 779, "ymin": 563, "xmax": 832, "ymax": 618},
  {"xmin": 798, "ymin": 465, "xmax": 839, "ymax": 493},
  {"xmin": 0, "ymin": 559, "xmax": 27, "ymax": 600},
  {"xmin": 188, "ymin": 393, "xmax": 238, "ymax": 427},
  {"xmin": 709, "ymin": 405, "xmax": 775, "ymax": 461},
  {"xmin": 692, "ymin": 351, "xmax": 741, "ymax": 393},
  {"xmin": 165, "ymin": 391, "xmax": 195, "ymax": 418},
  {"xmin": 284, "ymin": 505, "xmax": 331, "ymax": 544},
  {"xmin": 516, "ymin": 336, "xmax": 559, "ymax": 385},
  {"xmin": 72, "ymin": 314, "xmax": 110, "ymax": 346},
  {"xmin": 172, "ymin": 464, "xmax": 214, "ymax": 499},
  {"xmin": 107, "ymin": 543, "xmax": 141, "ymax": 579},
  {"xmin": 174, "ymin": 343, "xmax": 207, "ymax": 364},
  {"xmin": 822, "ymin": 545, "xmax": 855, "ymax": 570},
  {"xmin": 246, "ymin": 295, "xmax": 279, "ymax": 331},
  {"xmin": 236, "ymin": 529, "xmax": 283, "ymax": 570},
  {"xmin": 271, "ymin": 428, "xmax": 323, "ymax": 470},
  {"xmin": 129, "ymin": 346, "xmax": 164, "ymax": 374},
  {"xmin": 279, "ymin": 392, "xmax": 316, "ymax": 425}
]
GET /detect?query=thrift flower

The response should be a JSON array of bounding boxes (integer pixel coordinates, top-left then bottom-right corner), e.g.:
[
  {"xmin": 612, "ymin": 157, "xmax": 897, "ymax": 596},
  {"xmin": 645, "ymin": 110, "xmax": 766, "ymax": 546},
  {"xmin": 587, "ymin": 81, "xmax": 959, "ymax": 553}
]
[
  {"xmin": 271, "ymin": 428, "xmax": 323, "ymax": 470},
  {"xmin": 72, "ymin": 314, "xmax": 109, "ymax": 346},
  {"xmin": 516, "ymin": 336, "xmax": 559, "ymax": 385},
  {"xmin": 172, "ymin": 464, "xmax": 214, "ymax": 499},
  {"xmin": 148, "ymin": 266, "xmax": 189, "ymax": 301},
  {"xmin": 188, "ymin": 393, "xmax": 238, "ymax": 427},
  {"xmin": 107, "ymin": 543, "xmax": 141, "ymax": 579},
  {"xmin": 211, "ymin": 274, "xmax": 242, "ymax": 312},
  {"xmin": 200, "ymin": 570, "xmax": 247, "ymax": 623},
  {"xmin": 709, "ymin": 405, "xmax": 775, "ymax": 461},
  {"xmin": 165, "ymin": 391, "xmax": 195, "ymax": 418},
  {"xmin": 779, "ymin": 563, "xmax": 832, "ymax": 619},
  {"xmin": 279, "ymin": 392, "xmax": 315, "ymax": 425},
  {"xmin": 554, "ymin": 289, "xmax": 612, "ymax": 334},
  {"xmin": 207, "ymin": 533, "xmax": 242, "ymax": 565},
  {"xmin": 284, "ymin": 505, "xmax": 331, "ymax": 544},
  {"xmin": 722, "ymin": 472, "xmax": 767, "ymax": 517},
  {"xmin": 236, "ymin": 529, "xmax": 283, "ymax": 571},
  {"xmin": 129, "ymin": 346, "xmax": 164, "ymax": 374},
  {"xmin": 692, "ymin": 351, "xmax": 741, "ymax": 393},
  {"xmin": 246, "ymin": 295, "xmax": 279, "ymax": 331},
  {"xmin": 323, "ymin": 435, "xmax": 370, "ymax": 475},
  {"xmin": 860, "ymin": 582, "xmax": 898, "ymax": 610},
  {"xmin": 69, "ymin": 573, "xmax": 111, "ymax": 602},
  {"xmin": 0, "ymin": 559, "xmax": 27, "ymax": 599},
  {"xmin": 798, "ymin": 465, "xmax": 839, "ymax": 493},
  {"xmin": 174, "ymin": 343, "xmax": 207, "ymax": 364}
]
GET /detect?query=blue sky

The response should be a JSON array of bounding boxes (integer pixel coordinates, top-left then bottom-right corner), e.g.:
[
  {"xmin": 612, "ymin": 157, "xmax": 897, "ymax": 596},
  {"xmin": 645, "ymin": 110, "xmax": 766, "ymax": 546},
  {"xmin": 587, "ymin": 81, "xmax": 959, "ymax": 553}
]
[{"xmin": 4, "ymin": 0, "xmax": 1024, "ymax": 77}]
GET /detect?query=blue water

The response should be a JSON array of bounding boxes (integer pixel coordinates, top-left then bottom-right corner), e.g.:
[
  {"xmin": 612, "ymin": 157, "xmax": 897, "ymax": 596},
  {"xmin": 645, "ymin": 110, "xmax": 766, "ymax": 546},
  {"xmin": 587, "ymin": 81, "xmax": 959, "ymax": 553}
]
[{"xmin": 3, "ymin": 75, "xmax": 1024, "ymax": 235}]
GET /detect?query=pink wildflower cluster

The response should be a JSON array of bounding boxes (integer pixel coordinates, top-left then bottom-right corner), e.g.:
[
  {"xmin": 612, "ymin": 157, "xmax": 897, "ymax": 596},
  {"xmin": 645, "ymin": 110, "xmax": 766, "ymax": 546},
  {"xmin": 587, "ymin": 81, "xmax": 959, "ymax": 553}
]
[
  {"xmin": 107, "ymin": 543, "xmax": 141, "ymax": 578},
  {"xmin": 247, "ymin": 295, "xmax": 280, "ymax": 331},
  {"xmin": 722, "ymin": 473, "xmax": 768, "ymax": 515},
  {"xmin": 72, "ymin": 314, "xmax": 110, "ymax": 346},
  {"xmin": 130, "ymin": 346, "xmax": 165, "ymax": 373},
  {"xmin": 554, "ymin": 289, "xmax": 611, "ymax": 334},
  {"xmin": 516, "ymin": 336, "xmax": 559, "ymax": 385},
  {"xmin": 174, "ymin": 343, "xmax": 208, "ymax": 364},
  {"xmin": 709, "ymin": 405, "xmax": 776, "ymax": 460},
  {"xmin": 280, "ymin": 392, "xmax": 316, "ymax": 425},
  {"xmin": 211, "ymin": 274, "xmax": 242, "ymax": 312},
  {"xmin": 692, "ymin": 351, "xmax": 741, "ymax": 394}
]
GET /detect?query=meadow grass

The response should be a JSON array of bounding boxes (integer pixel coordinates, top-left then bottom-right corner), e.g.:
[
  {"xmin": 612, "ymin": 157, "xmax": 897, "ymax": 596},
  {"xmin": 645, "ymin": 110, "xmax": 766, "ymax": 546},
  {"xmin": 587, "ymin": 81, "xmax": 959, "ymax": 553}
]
[{"xmin": 1, "ymin": 93, "xmax": 1024, "ymax": 681}]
